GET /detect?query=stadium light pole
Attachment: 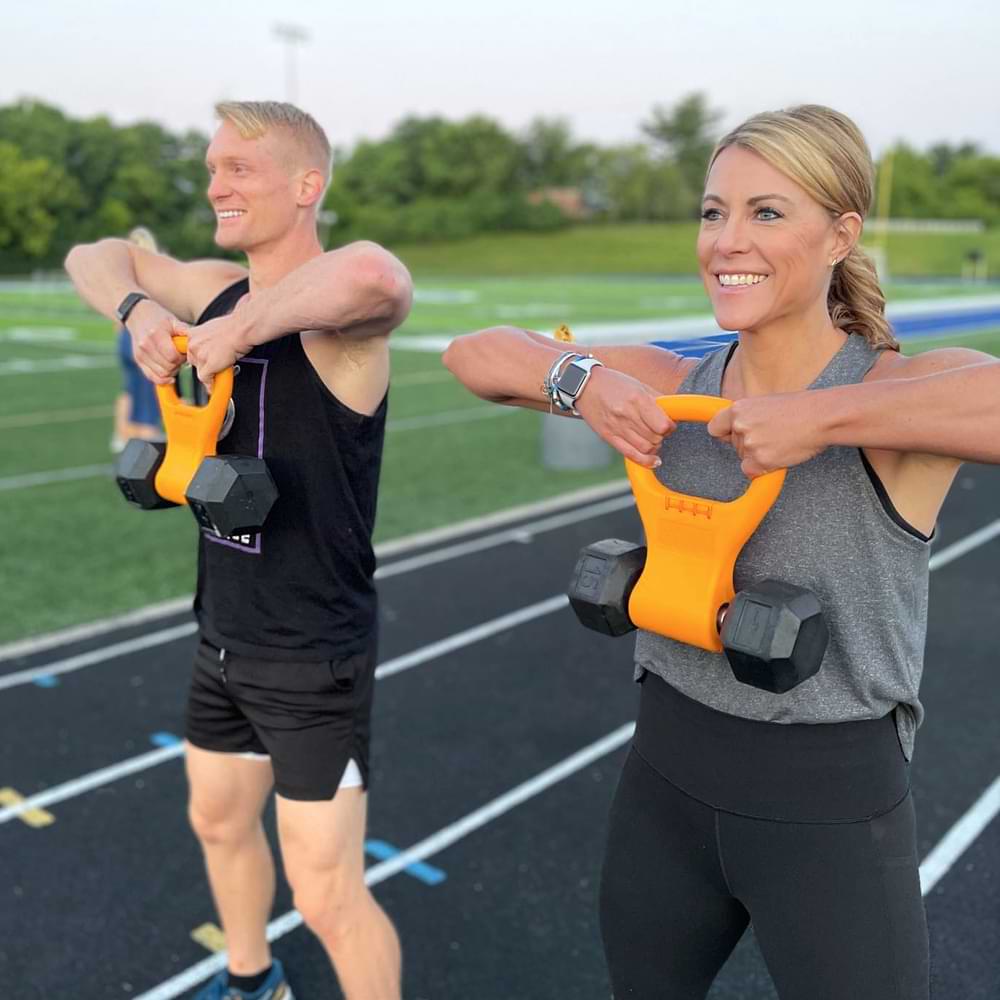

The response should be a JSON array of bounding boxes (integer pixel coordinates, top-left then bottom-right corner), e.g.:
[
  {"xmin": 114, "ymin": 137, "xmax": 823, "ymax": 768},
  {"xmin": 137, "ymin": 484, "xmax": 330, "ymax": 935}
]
[{"xmin": 273, "ymin": 23, "xmax": 310, "ymax": 104}]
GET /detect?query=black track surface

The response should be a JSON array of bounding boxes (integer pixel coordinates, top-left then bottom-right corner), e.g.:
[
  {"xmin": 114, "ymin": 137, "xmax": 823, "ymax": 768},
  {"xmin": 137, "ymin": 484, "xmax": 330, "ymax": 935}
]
[{"xmin": 2, "ymin": 467, "xmax": 998, "ymax": 999}]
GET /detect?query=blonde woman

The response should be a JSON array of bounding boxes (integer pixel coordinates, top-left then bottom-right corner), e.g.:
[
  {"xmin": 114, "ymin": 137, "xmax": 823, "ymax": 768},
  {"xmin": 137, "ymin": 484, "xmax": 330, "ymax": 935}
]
[
  {"xmin": 110, "ymin": 226, "xmax": 163, "ymax": 452},
  {"xmin": 443, "ymin": 105, "xmax": 1000, "ymax": 999}
]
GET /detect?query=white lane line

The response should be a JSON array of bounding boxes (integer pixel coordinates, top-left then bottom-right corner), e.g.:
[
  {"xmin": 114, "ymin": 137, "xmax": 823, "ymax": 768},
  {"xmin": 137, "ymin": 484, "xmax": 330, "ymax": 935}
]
[
  {"xmin": 375, "ymin": 595, "xmax": 568, "ymax": 679},
  {"xmin": 0, "ymin": 745, "xmax": 183, "ymax": 825},
  {"xmin": 919, "ymin": 775, "xmax": 1000, "ymax": 895},
  {"xmin": 0, "ymin": 623, "xmax": 199, "ymax": 693},
  {"xmin": 377, "ymin": 495, "xmax": 635, "ymax": 580},
  {"xmin": 133, "ymin": 721, "xmax": 636, "ymax": 1000},
  {"xmin": 929, "ymin": 519, "xmax": 1000, "ymax": 571},
  {"xmin": 0, "ymin": 482, "xmax": 629, "ymax": 665},
  {"xmin": 0, "ymin": 595, "xmax": 574, "ymax": 823},
  {"xmin": 0, "ymin": 464, "xmax": 113, "ymax": 492}
]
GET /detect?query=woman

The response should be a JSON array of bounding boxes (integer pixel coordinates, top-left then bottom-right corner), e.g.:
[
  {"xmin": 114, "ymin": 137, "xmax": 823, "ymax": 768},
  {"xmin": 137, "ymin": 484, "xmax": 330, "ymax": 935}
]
[
  {"xmin": 110, "ymin": 226, "xmax": 163, "ymax": 453},
  {"xmin": 443, "ymin": 105, "xmax": 1000, "ymax": 999}
]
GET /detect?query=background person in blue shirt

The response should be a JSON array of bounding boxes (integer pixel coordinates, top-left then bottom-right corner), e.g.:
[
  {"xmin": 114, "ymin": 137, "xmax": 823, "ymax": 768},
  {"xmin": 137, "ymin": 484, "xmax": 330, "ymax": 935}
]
[{"xmin": 110, "ymin": 226, "xmax": 163, "ymax": 453}]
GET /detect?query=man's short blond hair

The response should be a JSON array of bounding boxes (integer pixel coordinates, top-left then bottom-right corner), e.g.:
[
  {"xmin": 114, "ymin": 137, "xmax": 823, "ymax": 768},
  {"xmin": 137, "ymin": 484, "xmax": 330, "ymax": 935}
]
[{"xmin": 215, "ymin": 100, "xmax": 332, "ymax": 183}]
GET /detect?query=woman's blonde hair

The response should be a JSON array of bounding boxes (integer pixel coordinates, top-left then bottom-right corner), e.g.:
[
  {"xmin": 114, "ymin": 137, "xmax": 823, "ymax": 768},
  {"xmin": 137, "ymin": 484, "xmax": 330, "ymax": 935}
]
[{"xmin": 709, "ymin": 105, "xmax": 897, "ymax": 351}]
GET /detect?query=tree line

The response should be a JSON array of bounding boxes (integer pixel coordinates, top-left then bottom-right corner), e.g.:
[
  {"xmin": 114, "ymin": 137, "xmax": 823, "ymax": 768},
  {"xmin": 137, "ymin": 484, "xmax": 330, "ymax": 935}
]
[{"xmin": 1, "ymin": 94, "xmax": 998, "ymax": 272}]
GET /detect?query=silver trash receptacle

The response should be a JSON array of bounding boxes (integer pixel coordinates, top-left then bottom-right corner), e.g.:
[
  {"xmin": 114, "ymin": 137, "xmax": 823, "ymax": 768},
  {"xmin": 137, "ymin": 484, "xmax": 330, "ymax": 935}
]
[{"xmin": 540, "ymin": 413, "xmax": 614, "ymax": 470}]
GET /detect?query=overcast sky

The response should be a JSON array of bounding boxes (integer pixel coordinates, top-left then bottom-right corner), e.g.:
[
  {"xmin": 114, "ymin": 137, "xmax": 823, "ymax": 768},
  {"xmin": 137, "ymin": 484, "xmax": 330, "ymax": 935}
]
[{"xmin": 5, "ymin": 0, "xmax": 998, "ymax": 157}]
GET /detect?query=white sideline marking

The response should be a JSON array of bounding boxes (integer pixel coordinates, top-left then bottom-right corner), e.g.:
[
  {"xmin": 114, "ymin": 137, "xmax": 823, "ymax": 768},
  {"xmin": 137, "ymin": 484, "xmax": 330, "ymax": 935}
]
[
  {"xmin": 133, "ymin": 722, "xmax": 636, "ymax": 1000},
  {"xmin": 0, "ymin": 481, "xmax": 629, "ymax": 663},
  {"xmin": 0, "ymin": 594, "xmax": 574, "ymax": 823},
  {"xmin": 919, "ymin": 775, "xmax": 1000, "ymax": 894}
]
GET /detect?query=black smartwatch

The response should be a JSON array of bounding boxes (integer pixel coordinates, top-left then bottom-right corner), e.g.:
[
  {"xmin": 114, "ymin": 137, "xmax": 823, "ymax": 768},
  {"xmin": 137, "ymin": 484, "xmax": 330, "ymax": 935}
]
[{"xmin": 116, "ymin": 291, "xmax": 149, "ymax": 325}]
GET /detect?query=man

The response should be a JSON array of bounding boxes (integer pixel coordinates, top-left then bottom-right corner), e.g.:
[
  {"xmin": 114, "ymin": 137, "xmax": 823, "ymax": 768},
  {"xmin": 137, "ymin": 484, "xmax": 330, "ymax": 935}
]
[{"xmin": 66, "ymin": 101, "xmax": 411, "ymax": 1000}]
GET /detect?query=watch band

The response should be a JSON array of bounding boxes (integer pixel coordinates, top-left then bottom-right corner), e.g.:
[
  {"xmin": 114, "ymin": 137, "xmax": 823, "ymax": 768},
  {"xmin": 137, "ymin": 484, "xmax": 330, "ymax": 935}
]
[
  {"xmin": 116, "ymin": 291, "xmax": 149, "ymax": 325},
  {"xmin": 553, "ymin": 356, "xmax": 604, "ymax": 414}
]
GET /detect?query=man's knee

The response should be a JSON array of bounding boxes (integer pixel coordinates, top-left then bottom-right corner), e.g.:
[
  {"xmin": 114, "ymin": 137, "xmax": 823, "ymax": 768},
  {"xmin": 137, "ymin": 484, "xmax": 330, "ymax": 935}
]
[
  {"xmin": 188, "ymin": 797, "xmax": 261, "ymax": 847},
  {"xmin": 289, "ymin": 863, "xmax": 368, "ymax": 948}
]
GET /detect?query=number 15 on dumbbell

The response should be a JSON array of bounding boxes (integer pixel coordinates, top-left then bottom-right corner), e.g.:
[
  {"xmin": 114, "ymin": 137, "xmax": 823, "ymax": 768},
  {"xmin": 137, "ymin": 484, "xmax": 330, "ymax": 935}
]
[{"xmin": 567, "ymin": 394, "xmax": 828, "ymax": 694}]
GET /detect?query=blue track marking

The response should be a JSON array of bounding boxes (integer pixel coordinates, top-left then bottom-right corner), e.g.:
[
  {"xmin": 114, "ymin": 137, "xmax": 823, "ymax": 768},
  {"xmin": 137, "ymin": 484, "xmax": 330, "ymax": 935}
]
[
  {"xmin": 652, "ymin": 308, "xmax": 1000, "ymax": 359},
  {"xmin": 365, "ymin": 839, "xmax": 447, "ymax": 885},
  {"xmin": 32, "ymin": 675, "xmax": 60, "ymax": 688},
  {"xmin": 150, "ymin": 732, "xmax": 183, "ymax": 749}
]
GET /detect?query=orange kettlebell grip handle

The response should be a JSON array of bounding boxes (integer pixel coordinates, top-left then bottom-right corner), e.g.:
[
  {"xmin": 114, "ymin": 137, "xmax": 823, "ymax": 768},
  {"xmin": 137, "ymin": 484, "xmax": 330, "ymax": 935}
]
[
  {"xmin": 623, "ymin": 394, "xmax": 786, "ymax": 652},
  {"xmin": 625, "ymin": 394, "xmax": 786, "ymax": 511},
  {"xmin": 152, "ymin": 334, "xmax": 235, "ymax": 505}
]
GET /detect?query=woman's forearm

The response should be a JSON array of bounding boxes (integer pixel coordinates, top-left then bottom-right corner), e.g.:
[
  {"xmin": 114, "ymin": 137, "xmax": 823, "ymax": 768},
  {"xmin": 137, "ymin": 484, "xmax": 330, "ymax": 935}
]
[{"xmin": 820, "ymin": 360, "xmax": 1000, "ymax": 462}]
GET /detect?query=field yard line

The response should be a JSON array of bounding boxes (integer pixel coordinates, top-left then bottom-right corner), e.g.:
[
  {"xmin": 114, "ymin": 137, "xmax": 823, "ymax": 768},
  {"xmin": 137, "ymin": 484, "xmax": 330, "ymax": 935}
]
[
  {"xmin": 133, "ymin": 721, "xmax": 637, "ymax": 1000},
  {"xmin": 0, "ymin": 594, "xmax": 574, "ymax": 823},
  {"xmin": 0, "ymin": 356, "xmax": 117, "ymax": 375},
  {"xmin": 0, "ymin": 372, "xmax": 453, "ymax": 430},
  {"xmin": 0, "ymin": 481, "xmax": 630, "ymax": 663},
  {"xmin": 919, "ymin": 775, "xmax": 1000, "ymax": 894},
  {"xmin": 0, "ymin": 405, "xmax": 114, "ymax": 430},
  {"xmin": 0, "ymin": 407, "xmax": 520, "ymax": 493},
  {"xmin": 0, "ymin": 464, "xmax": 113, "ymax": 491}
]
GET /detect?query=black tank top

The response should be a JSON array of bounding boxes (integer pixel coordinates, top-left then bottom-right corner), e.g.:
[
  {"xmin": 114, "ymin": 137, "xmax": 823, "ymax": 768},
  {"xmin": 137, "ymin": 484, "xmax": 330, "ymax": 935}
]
[{"xmin": 192, "ymin": 278, "xmax": 387, "ymax": 660}]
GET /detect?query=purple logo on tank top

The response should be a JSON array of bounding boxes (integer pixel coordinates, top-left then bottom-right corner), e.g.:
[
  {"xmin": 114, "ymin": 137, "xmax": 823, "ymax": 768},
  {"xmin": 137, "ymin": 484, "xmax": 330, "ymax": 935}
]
[{"xmin": 204, "ymin": 356, "xmax": 269, "ymax": 555}]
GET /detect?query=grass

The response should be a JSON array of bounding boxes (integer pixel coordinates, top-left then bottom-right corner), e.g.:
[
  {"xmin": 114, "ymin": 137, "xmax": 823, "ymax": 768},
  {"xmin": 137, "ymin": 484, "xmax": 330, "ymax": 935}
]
[
  {"xmin": 384, "ymin": 222, "xmax": 1000, "ymax": 280},
  {"xmin": 1, "ymin": 278, "xmax": 998, "ymax": 646}
]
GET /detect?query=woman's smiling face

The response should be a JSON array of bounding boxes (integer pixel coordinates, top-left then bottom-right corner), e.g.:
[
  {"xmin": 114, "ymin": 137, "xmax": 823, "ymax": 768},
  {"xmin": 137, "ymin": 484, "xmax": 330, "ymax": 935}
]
[{"xmin": 697, "ymin": 145, "xmax": 852, "ymax": 334}]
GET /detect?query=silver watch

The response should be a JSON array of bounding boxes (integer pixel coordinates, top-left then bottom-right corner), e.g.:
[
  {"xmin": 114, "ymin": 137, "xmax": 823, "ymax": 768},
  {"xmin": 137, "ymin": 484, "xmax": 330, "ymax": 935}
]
[{"xmin": 553, "ymin": 356, "xmax": 604, "ymax": 414}]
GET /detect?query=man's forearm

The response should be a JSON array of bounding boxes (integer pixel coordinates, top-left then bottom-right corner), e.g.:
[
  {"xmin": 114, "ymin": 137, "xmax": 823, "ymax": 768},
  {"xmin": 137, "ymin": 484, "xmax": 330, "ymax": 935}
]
[
  {"xmin": 239, "ymin": 243, "xmax": 412, "ymax": 348},
  {"xmin": 820, "ymin": 360, "xmax": 1000, "ymax": 462},
  {"xmin": 64, "ymin": 240, "xmax": 143, "ymax": 321}
]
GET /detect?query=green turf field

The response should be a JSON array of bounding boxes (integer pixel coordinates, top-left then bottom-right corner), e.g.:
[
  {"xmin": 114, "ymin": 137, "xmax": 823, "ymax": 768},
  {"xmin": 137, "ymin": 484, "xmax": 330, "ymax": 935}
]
[{"xmin": 1, "ymin": 277, "xmax": 999, "ymax": 645}]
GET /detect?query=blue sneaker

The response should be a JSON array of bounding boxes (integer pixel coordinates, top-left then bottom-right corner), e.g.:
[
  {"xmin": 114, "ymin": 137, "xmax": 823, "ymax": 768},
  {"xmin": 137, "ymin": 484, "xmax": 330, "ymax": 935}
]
[{"xmin": 194, "ymin": 959, "xmax": 294, "ymax": 1000}]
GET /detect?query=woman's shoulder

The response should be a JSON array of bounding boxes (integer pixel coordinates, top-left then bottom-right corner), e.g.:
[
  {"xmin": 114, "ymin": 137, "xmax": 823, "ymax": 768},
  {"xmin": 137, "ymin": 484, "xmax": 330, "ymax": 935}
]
[{"xmin": 863, "ymin": 343, "xmax": 995, "ymax": 384}]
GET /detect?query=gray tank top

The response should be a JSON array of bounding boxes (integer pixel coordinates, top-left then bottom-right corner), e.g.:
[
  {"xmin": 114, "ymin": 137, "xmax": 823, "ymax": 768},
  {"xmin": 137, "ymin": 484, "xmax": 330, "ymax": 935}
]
[{"xmin": 634, "ymin": 334, "xmax": 931, "ymax": 760}]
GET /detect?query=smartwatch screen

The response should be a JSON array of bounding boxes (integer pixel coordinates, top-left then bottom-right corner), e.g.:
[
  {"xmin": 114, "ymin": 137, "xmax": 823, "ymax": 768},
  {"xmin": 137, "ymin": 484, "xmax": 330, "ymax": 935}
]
[{"xmin": 557, "ymin": 363, "xmax": 588, "ymax": 396}]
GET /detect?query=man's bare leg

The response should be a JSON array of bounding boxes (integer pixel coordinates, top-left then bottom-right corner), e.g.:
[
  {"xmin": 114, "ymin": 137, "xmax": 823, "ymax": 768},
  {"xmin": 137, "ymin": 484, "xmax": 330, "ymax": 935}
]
[
  {"xmin": 278, "ymin": 788, "xmax": 401, "ymax": 999},
  {"xmin": 186, "ymin": 744, "xmax": 276, "ymax": 974}
]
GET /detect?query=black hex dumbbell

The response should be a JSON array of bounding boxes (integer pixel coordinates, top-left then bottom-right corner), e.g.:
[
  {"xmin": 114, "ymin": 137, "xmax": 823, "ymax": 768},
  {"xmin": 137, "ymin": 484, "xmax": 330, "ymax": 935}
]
[
  {"xmin": 718, "ymin": 580, "xmax": 829, "ymax": 693},
  {"xmin": 568, "ymin": 540, "xmax": 828, "ymax": 692},
  {"xmin": 115, "ymin": 439, "xmax": 178, "ymax": 510},
  {"xmin": 567, "ymin": 539, "xmax": 647, "ymax": 637},
  {"xmin": 185, "ymin": 456, "xmax": 278, "ymax": 538}
]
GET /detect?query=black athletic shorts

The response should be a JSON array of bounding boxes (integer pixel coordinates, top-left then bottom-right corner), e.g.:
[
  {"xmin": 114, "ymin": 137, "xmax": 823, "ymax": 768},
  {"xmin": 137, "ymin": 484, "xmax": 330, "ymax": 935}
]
[{"xmin": 185, "ymin": 635, "xmax": 377, "ymax": 801}]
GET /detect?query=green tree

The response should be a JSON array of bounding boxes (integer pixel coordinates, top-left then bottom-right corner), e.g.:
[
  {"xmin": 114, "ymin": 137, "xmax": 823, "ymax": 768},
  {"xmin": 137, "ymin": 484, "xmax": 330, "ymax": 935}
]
[
  {"xmin": 0, "ymin": 142, "xmax": 79, "ymax": 258},
  {"xmin": 641, "ymin": 92, "xmax": 723, "ymax": 212}
]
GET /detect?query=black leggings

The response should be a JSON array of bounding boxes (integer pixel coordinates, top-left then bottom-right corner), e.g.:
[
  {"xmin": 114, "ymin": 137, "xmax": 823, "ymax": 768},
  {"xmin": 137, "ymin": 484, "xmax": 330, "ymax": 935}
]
[{"xmin": 600, "ymin": 675, "xmax": 929, "ymax": 1000}]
